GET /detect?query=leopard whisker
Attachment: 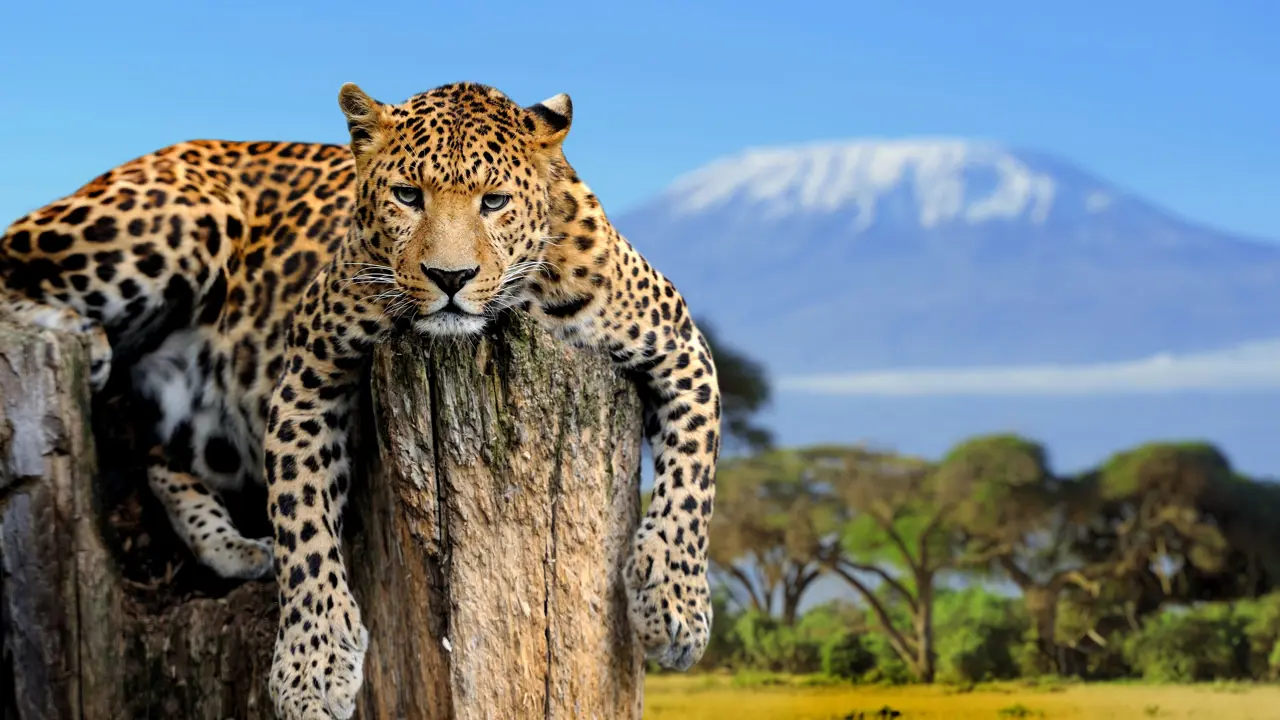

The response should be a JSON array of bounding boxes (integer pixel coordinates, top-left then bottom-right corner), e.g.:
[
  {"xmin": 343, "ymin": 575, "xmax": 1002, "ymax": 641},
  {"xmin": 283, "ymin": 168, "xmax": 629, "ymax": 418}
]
[
  {"xmin": 341, "ymin": 274, "xmax": 398, "ymax": 289},
  {"xmin": 365, "ymin": 290, "xmax": 407, "ymax": 304}
]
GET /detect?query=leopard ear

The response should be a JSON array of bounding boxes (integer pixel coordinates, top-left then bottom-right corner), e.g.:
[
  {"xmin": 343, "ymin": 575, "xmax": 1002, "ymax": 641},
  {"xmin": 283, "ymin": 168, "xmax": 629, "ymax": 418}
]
[
  {"xmin": 525, "ymin": 93, "xmax": 572, "ymax": 149},
  {"xmin": 338, "ymin": 83, "xmax": 386, "ymax": 157}
]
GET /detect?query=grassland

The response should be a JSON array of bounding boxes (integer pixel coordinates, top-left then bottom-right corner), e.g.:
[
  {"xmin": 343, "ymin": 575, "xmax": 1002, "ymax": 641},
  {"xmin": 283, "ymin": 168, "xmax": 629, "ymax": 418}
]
[{"xmin": 643, "ymin": 674, "xmax": 1280, "ymax": 719}]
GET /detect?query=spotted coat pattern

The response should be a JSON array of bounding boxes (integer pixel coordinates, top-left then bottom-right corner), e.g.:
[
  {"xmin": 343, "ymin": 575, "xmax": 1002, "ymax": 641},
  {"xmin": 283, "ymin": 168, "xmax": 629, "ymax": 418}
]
[{"xmin": 0, "ymin": 82, "xmax": 719, "ymax": 720}]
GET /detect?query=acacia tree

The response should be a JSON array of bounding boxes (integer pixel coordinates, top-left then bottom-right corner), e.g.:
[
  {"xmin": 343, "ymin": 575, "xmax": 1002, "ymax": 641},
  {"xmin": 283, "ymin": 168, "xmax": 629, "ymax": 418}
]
[
  {"xmin": 944, "ymin": 436, "xmax": 1273, "ymax": 674},
  {"xmin": 708, "ymin": 450, "xmax": 839, "ymax": 624},
  {"xmin": 1194, "ymin": 472, "xmax": 1280, "ymax": 599},
  {"xmin": 1081, "ymin": 443, "xmax": 1233, "ymax": 596},
  {"xmin": 938, "ymin": 434, "xmax": 1103, "ymax": 673},
  {"xmin": 1044, "ymin": 442, "xmax": 1246, "ymax": 662},
  {"xmin": 803, "ymin": 445, "xmax": 967, "ymax": 683}
]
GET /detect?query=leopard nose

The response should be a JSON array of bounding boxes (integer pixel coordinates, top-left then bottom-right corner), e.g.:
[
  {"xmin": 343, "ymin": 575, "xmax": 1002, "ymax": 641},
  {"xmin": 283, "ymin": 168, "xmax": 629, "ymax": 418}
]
[{"xmin": 422, "ymin": 265, "xmax": 479, "ymax": 297}]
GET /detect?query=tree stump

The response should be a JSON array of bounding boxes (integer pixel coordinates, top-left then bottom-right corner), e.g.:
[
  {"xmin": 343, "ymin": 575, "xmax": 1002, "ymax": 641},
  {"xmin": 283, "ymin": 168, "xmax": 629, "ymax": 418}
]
[{"xmin": 0, "ymin": 314, "xmax": 645, "ymax": 720}]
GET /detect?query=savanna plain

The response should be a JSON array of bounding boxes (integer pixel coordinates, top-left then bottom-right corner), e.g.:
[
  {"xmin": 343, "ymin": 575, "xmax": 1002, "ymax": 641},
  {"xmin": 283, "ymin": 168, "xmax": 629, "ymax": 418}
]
[{"xmin": 643, "ymin": 674, "xmax": 1280, "ymax": 719}]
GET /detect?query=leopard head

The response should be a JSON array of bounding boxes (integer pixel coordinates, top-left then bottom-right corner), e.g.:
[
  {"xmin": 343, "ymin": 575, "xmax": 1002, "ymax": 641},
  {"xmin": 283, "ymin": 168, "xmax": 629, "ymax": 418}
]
[{"xmin": 339, "ymin": 81, "xmax": 572, "ymax": 336}]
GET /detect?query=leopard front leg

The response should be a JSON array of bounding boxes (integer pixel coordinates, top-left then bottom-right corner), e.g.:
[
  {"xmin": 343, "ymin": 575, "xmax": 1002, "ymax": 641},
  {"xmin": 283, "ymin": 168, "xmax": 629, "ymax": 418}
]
[
  {"xmin": 619, "ymin": 329, "xmax": 718, "ymax": 670},
  {"xmin": 266, "ymin": 371, "xmax": 368, "ymax": 720},
  {"xmin": 624, "ymin": 378, "xmax": 718, "ymax": 670},
  {"xmin": 264, "ymin": 266, "xmax": 383, "ymax": 719}
]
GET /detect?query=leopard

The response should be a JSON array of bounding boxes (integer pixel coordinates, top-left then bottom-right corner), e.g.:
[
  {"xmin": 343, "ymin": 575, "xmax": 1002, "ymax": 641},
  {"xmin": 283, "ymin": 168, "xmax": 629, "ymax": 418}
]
[{"xmin": 0, "ymin": 81, "xmax": 720, "ymax": 719}]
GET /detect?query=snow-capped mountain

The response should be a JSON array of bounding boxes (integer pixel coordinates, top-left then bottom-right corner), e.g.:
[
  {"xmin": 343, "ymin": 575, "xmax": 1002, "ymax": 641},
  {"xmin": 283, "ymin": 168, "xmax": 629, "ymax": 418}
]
[
  {"xmin": 616, "ymin": 139, "xmax": 1280, "ymax": 376},
  {"xmin": 615, "ymin": 138, "xmax": 1280, "ymax": 476},
  {"xmin": 662, "ymin": 139, "xmax": 1061, "ymax": 229}
]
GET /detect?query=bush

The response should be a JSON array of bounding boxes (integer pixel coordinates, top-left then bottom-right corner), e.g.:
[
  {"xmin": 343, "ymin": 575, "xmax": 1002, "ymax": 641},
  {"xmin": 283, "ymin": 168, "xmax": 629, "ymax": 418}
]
[
  {"xmin": 859, "ymin": 632, "xmax": 914, "ymax": 684},
  {"xmin": 713, "ymin": 586, "xmax": 1280, "ymax": 684},
  {"xmin": 733, "ymin": 611, "xmax": 824, "ymax": 674},
  {"xmin": 821, "ymin": 631, "xmax": 876, "ymax": 680},
  {"xmin": 1238, "ymin": 593, "xmax": 1280, "ymax": 680},
  {"xmin": 1122, "ymin": 606, "xmax": 1249, "ymax": 682},
  {"xmin": 934, "ymin": 588, "xmax": 1028, "ymax": 684},
  {"xmin": 1013, "ymin": 636, "xmax": 1057, "ymax": 679}
]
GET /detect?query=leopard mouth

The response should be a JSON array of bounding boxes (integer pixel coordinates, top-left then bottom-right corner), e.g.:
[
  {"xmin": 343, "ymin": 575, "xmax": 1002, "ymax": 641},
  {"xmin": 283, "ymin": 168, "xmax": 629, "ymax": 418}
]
[
  {"xmin": 436, "ymin": 300, "xmax": 479, "ymax": 317},
  {"xmin": 413, "ymin": 300, "xmax": 489, "ymax": 337},
  {"xmin": 403, "ymin": 294, "xmax": 485, "ymax": 320}
]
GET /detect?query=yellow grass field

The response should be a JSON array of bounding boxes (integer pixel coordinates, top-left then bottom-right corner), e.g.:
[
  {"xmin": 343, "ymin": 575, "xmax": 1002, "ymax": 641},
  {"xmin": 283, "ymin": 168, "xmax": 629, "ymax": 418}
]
[{"xmin": 643, "ymin": 674, "xmax": 1280, "ymax": 719}]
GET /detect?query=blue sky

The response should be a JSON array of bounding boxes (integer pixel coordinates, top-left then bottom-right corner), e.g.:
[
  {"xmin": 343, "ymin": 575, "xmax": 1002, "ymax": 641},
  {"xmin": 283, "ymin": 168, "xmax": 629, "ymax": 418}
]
[{"xmin": 2, "ymin": 1, "xmax": 1276, "ymax": 238}]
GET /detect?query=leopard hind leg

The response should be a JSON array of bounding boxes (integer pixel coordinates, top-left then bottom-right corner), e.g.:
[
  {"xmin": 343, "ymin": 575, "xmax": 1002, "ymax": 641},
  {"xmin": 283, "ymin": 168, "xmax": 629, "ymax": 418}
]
[
  {"xmin": 133, "ymin": 329, "xmax": 271, "ymax": 580},
  {"xmin": 145, "ymin": 444, "xmax": 273, "ymax": 580}
]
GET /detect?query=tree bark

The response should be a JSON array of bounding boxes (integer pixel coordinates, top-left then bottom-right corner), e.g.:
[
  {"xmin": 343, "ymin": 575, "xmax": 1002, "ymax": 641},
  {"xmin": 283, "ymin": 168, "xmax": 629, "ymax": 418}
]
[
  {"xmin": 0, "ymin": 313, "xmax": 644, "ymax": 720},
  {"xmin": 350, "ymin": 316, "xmax": 645, "ymax": 719}
]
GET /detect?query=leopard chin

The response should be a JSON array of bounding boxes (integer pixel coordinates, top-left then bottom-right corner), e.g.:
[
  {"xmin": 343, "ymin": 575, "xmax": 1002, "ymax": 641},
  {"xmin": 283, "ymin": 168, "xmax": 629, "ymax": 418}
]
[{"xmin": 413, "ymin": 310, "xmax": 488, "ymax": 337}]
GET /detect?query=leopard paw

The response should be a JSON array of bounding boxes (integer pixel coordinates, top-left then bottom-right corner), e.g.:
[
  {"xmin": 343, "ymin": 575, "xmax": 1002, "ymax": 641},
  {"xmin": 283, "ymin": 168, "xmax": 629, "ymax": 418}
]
[
  {"xmin": 624, "ymin": 525, "xmax": 712, "ymax": 671},
  {"xmin": 199, "ymin": 535, "xmax": 274, "ymax": 581},
  {"xmin": 269, "ymin": 587, "xmax": 369, "ymax": 719}
]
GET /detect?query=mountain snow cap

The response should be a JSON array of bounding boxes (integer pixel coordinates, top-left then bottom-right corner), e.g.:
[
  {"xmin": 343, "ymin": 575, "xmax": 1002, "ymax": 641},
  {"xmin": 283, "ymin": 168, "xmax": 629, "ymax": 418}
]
[{"xmin": 662, "ymin": 139, "xmax": 1117, "ymax": 231}]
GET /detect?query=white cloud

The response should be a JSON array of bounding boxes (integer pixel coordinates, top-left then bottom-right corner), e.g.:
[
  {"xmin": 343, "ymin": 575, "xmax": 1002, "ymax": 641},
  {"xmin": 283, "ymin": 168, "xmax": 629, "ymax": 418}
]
[{"xmin": 779, "ymin": 340, "xmax": 1280, "ymax": 397}]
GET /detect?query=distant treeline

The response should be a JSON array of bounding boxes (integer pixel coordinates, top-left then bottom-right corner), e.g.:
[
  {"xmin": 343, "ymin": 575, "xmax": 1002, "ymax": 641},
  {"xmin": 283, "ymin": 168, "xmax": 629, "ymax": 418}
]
[
  {"xmin": 700, "ymin": 437, "xmax": 1280, "ymax": 683},
  {"xmin": 696, "ymin": 322, "xmax": 1280, "ymax": 683}
]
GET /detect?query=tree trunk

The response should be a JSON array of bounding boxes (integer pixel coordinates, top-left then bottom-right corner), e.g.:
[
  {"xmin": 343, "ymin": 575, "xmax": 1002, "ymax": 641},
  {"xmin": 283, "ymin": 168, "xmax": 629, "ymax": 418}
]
[
  {"xmin": 350, "ymin": 316, "xmax": 646, "ymax": 718},
  {"xmin": 0, "ymin": 314, "xmax": 644, "ymax": 720},
  {"xmin": 1022, "ymin": 583, "xmax": 1065, "ymax": 674},
  {"xmin": 915, "ymin": 581, "xmax": 936, "ymax": 684}
]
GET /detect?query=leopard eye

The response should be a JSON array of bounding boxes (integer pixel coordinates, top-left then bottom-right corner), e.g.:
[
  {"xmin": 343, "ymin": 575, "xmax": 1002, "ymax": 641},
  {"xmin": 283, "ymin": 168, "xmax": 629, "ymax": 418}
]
[
  {"xmin": 480, "ymin": 193, "xmax": 510, "ymax": 212},
  {"xmin": 391, "ymin": 186, "xmax": 423, "ymax": 208}
]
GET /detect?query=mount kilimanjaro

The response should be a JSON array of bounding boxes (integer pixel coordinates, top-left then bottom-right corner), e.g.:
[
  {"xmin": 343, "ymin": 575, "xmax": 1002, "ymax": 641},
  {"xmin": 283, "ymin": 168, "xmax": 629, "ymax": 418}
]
[
  {"xmin": 616, "ymin": 139, "xmax": 1280, "ymax": 375},
  {"xmin": 613, "ymin": 139, "xmax": 1280, "ymax": 475}
]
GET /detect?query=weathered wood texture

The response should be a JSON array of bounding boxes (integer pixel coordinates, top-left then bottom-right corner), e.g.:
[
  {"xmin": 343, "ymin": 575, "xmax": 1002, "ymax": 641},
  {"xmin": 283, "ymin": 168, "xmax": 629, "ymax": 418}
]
[
  {"xmin": 0, "ymin": 314, "xmax": 644, "ymax": 720},
  {"xmin": 0, "ymin": 321, "xmax": 279, "ymax": 720},
  {"xmin": 353, "ymin": 316, "xmax": 645, "ymax": 719}
]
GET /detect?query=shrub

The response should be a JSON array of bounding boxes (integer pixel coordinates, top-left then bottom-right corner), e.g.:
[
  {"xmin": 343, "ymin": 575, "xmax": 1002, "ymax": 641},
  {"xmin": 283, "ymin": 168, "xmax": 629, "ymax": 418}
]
[
  {"xmin": 733, "ymin": 611, "xmax": 824, "ymax": 674},
  {"xmin": 934, "ymin": 588, "xmax": 1028, "ymax": 684},
  {"xmin": 1238, "ymin": 593, "xmax": 1280, "ymax": 680},
  {"xmin": 859, "ymin": 632, "xmax": 914, "ymax": 685},
  {"xmin": 1122, "ymin": 607, "xmax": 1248, "ymax": 682},
  {"xmin": 821, "ymin": 631, "xmax": 876, "ymax": 680}
]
